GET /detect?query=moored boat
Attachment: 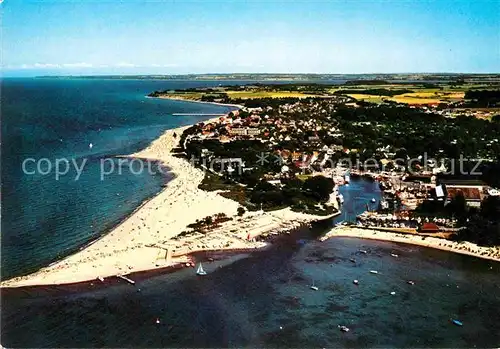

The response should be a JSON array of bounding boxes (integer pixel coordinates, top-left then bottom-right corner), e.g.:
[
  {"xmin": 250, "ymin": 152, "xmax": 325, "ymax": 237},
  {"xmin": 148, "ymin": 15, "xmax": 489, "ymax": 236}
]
[
  {"xmin": 338, "ymin": 325, "xmax": 350, "ymax": 332},
  {"xmin": 196, "ymin": 262, "xmax": 207, "ymax": 276}
]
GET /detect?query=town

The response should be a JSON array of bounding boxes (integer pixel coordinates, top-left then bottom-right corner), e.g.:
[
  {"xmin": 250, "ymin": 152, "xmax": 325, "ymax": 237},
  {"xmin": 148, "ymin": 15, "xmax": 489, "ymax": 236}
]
[{"xmin": 162, "ymin": 80, "xmax": 500, "ymax": 248}]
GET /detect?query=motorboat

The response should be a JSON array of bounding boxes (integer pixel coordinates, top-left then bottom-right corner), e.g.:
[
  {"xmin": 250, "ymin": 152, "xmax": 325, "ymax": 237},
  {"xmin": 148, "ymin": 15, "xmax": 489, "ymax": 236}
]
[
  {"xmin": 353, "ymin": 279, "xmax": 359, "ymax": 285},
  {"xmin": 369, "ymin": 270, "xmax": 378, "ymax": 274},
  {"xmin": 488, "ymin": 188, "xmax": 500, "ymax": 196},
  {"xmin": 338, "ymin": 325, "xmax": 350, "ymax": 332}
]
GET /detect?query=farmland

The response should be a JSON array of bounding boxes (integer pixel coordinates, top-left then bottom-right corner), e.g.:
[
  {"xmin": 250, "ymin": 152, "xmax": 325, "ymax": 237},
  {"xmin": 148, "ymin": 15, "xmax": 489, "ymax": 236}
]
[{"xmin": 148, "ymin": 76, "xmax": 500, "ymax": 110}]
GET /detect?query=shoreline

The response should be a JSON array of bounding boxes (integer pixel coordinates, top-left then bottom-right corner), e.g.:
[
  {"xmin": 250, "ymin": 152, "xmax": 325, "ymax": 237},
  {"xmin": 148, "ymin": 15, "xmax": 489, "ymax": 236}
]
[
  {"xmin": 1, "ymin": 102, "xmax": 331, "ymax": 288},
  {"xmin": 321, "ymin": 226, "xmax": 500, "ymax": 262}
]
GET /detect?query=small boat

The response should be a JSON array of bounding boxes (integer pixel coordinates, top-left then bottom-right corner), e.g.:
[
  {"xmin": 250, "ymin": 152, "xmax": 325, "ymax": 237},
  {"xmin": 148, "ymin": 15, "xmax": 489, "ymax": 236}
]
[
  {"xmin": 337, "ymin": 194, "xmax": 344, "ymax": 204},
  {"xmin": 371, "ymin": 198, "xmax": 376, "ymax": 203},
  {"xmin": 155, "ymin": 318, "xmax": 160, "ymax": 324},
  {"xmin": 89, "ymin": 143, "xmax": 93, "ymax": 149},
  {"xmin": 338, "ymin": 325, "xmax": 350, "ymax": 332},
  {"xmin": 391, "ymin": 253, "xmax": 399, "ymax": 258},
  {"xmin": 196, "ymin": 263, "xmax": 207, "ymax": 276},
  {"xmin": 452, "ymin": 319, "xmax": 463, "ymax": 326},
  {"xmin": 97, "ymin": 276, "xmax": 104, "ymax": 282},
  {"xmin": 369, "ymin": 270, "xmax": 378, "ymax": 274},
  {"xmin": 390, "ymin": 291, "xmax": 396, "ymax": 295},
  {"xmin": 487, "ymin": 188, "xmax": 500, "ymax": 196},
  {"xmin": 353, "ymin": 279, "xmax": 359, "ymax": 285},
  {"xmin": 350, "ymin": 258, "xmax": 356, "ymax": 263},
  {"xmin": 344, "ymin": 174, "xmax": 350, "ymax": 183},
  {"xmin": 358, "ymin": 250, "xmax": 367, "ymax": 254},
  {"xmin": 407, "ymin": 280, "xmax": 415, "ymax": 285}
]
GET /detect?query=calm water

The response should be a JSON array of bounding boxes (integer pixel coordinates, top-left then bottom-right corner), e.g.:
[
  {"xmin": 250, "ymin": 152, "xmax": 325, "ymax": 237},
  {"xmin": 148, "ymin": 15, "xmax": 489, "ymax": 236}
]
[
  {"xmin": 2, "ymin": 234, "xmax": 499, "ymax": 348},
  {"xmin": 1, "ymin": 78, "xmax": 238, "ymax": 279}
]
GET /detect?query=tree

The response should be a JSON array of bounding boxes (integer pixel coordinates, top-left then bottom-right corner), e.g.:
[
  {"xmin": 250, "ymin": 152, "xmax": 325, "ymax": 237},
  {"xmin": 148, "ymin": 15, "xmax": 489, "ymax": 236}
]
[
  {"xmin": 480, "ymin": 196, "xmax": 500, "ymax": 221},
  {"xmin": 446, "ymin": 192, "xmax": 468, "ymax": 225},
  {"xmin": 204, "ymin": 216, "xmax": 213, "ymax": 226},
  {"xmin": 237, "ymin": 206, "xmax": 246, "ymax": 216},
  {"xmin": 302, "ymin": 175, "xmax": 334, "ymax": 202}
]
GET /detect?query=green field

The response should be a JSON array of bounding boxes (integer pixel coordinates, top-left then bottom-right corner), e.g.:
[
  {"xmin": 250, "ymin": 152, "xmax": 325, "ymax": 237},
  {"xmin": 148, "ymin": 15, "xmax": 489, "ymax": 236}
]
[
  {"xmin": 151, "ymin": 81, "xmax": 499, "ymax": 106},
  {"xmin": 226, "ymin": 90, "xmax": 320, "ymax": 99}
]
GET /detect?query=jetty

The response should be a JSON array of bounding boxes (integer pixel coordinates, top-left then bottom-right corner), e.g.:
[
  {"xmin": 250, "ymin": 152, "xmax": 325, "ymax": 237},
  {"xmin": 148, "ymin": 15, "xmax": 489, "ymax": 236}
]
[{"xmin": 117, "ymin": 275, "xmax": 136, "ymax": 285}]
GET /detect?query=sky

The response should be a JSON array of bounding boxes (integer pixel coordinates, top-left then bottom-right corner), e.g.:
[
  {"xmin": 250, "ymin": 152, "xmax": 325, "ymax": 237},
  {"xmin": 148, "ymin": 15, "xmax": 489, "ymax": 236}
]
[{"xmin": 2, "ymin": 0, "xmax": 499, "ymax": 76}]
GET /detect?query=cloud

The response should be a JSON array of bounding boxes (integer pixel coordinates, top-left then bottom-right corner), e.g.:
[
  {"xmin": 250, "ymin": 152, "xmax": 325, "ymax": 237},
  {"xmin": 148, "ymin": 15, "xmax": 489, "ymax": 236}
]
[
  {"xmin": 62, "ymin": 62, "xmax": 94, "ymax": 68},
  {"xmin": 115, "ymin": 62, "xmax": 136, "ymax": 68},
  {"xmin": 7, "ymin": 62, "xmax": 93, "ymax": 70},
  {"xmin": 151, "ymin": 63, "xmax": 178, "ymax": 68},
  {"xmin": 32, "ymin": 63, "xmax": 61, "ymax": 69},
  {"xmin": 5, "ymin": 62, "xmax": 177, "ymax": 70}
]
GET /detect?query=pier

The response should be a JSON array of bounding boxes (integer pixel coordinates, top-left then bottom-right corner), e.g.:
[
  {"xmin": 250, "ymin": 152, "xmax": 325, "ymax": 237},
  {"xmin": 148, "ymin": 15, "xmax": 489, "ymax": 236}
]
[{"xmin": 117, "ymin": 275, "xmax": 136, "ymax": 285}]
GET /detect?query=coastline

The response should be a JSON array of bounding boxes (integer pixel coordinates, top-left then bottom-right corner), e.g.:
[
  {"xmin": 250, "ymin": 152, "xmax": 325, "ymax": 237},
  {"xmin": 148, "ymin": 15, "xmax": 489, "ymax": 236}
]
[
  {"xmin": 321, "ymin": 226, "xmax": 500, "ymax": 262},
  {"xmin": 1, "ymin": 105, "xmax": 330, "ymax": 288}
]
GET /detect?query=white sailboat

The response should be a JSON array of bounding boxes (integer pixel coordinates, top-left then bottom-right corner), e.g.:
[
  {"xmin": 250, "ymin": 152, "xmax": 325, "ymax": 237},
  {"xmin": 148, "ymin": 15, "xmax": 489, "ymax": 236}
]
[
  {"xmin": 196, "ymin": 262, "xmax": 207, "ymax": 276},
  {"xmin": 310, "ymin": 279, "xmax": 319, "ymax": 291}
]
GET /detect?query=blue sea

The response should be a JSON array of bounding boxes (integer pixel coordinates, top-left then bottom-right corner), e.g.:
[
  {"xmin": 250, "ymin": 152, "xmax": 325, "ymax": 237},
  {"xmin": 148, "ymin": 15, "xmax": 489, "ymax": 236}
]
[
  {"xmin": 1, "ymin": 78, "xmax": 500, "ymax": 348},
  {"xmin": 1, "ymin": 78, "xmax": 238, "ymax": 279}
]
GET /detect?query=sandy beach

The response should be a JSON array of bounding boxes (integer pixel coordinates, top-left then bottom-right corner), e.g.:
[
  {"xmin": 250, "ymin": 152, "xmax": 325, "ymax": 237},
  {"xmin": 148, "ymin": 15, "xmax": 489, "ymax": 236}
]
[
  {"xmin": 1, "ymin": 115, "xmax": 331, "ymax": 288},
  {"xmin": 321, "ymin": 226, "xmax": 500, "ymax": 262}
]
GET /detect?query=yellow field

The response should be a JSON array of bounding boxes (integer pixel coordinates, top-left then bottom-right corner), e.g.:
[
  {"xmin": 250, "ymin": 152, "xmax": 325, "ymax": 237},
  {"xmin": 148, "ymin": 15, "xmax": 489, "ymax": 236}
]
[
  {"xmin": 390, "ymin": 91, "xmax": 465, "ymax": 104},
  {"xmin": 390, "ymin": 96, "xmax": 442, "ymax": 104},
  {"xmin": 226, "ymin": 91, "xmax": 319, "ymax": 99},
  {"xmin": 347, "ymin": 94, "xmax": 387, "ymax": 103},
  {"xmin": 348, "ymin": 89, "xmax": 466, "ymax": 105}
]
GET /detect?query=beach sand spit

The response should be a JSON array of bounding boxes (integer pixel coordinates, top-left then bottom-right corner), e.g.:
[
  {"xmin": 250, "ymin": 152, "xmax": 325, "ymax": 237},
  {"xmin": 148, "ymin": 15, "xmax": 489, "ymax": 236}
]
[
  {"xmin": 1, "ymin": 120, "xmax": 327, "ymax": 288},
  {"xmin": 321, "ymin": 226, "xmax": 500, "ymax": 262}
]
